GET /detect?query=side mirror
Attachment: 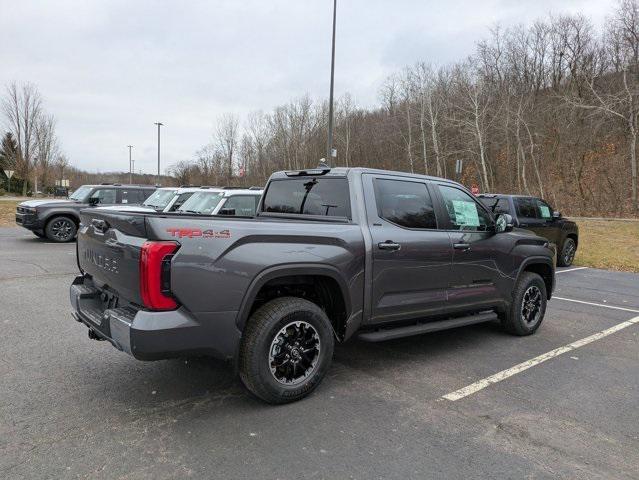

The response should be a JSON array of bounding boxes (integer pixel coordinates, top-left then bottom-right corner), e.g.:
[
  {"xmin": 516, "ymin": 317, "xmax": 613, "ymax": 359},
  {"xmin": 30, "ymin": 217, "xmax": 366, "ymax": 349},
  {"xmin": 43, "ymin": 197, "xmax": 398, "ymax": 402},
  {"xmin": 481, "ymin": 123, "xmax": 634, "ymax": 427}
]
[
  {"xmin": 88, "ymin": 197, "xmax": 100, "ymax": 206},
  {"xmin": 218, "ymin": 208, "xmax": 235, "ymax": 216},
  {"xmin": 552, "ymin": 211, "xmax": 561, "ymax": 219},
  {"xmin": 495, "ymin": 213, "xmax": 514, "ymax": 233}
]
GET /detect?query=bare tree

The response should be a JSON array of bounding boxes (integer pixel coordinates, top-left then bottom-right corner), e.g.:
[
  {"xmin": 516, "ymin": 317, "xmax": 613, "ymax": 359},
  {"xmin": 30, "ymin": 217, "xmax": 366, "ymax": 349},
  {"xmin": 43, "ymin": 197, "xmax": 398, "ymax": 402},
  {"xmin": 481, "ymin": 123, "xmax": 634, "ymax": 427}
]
[
  {"xmin": 215, "ymin": 113, "xmax": 240, "ymax": 180},
  {"xmin": 2, "ymin": 82, "xmax": 43, "ymax": 195},
  {"xmin": 35, "ymin": 114, "xmax": 58, "ymax": 192}
]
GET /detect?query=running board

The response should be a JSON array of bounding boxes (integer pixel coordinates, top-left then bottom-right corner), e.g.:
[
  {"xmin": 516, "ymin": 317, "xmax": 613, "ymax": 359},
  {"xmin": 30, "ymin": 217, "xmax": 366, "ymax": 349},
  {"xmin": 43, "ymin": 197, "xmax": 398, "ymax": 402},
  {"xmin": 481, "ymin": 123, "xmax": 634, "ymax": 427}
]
[{"xmin": 356, "ymin": 311, "xmax": 498, "ymax": 342}]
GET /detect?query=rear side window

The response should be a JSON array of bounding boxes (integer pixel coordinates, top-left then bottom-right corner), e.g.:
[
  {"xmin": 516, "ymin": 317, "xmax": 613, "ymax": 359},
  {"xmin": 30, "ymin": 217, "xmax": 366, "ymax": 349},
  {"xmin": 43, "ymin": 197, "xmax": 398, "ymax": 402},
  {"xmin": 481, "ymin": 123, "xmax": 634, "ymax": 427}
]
[
  {"xmin": 515, "ymin": 198, "xmax": 539, "ymax": 219},
  {"xmin": 374, "ymin": 178, "xmax": 436, "ymax": 229},
  {"xmin": 263, "ymin": 178, "xmax": 350, "ymax": 218},
  {"xmin": 121, "ymin": 190, "xmax": 144, "ymax": 204}
]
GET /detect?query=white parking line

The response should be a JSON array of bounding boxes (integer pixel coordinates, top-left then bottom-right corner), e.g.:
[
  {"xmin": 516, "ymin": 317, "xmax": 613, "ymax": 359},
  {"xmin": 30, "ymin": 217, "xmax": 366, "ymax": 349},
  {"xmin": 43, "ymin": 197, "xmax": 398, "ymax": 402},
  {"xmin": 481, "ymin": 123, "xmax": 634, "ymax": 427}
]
[
  {"xmin": 443, "ymin": 314, "xmax": 639, "ymax": 401},
  {"xmin": 556, "ymin": 267, "xmax": 588, "ymax": 274},
  {"xmin": 553, "ymin": 296, "xmax": 639, "ymax": 313}
]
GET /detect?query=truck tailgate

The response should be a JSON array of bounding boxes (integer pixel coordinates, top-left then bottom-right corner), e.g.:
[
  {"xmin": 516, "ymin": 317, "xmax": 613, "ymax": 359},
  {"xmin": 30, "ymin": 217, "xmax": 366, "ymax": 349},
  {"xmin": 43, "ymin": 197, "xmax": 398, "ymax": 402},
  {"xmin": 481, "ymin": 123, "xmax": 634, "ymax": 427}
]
[{"xmin": 77, "ymin": 210, "xmax": 148, "ymax": 305}]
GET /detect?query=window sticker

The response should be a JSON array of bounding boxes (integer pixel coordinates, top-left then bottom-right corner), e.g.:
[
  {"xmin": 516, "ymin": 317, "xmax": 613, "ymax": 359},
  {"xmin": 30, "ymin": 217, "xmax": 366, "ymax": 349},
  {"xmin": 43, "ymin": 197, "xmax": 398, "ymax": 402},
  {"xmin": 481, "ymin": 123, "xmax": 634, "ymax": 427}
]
[
  {"xmin": 452, "ymin": 200, "xmax": 480, "ymax": 227},
  {"xmin": 539, "ymin": 205, "xmax": 551, "ymax": 218}
]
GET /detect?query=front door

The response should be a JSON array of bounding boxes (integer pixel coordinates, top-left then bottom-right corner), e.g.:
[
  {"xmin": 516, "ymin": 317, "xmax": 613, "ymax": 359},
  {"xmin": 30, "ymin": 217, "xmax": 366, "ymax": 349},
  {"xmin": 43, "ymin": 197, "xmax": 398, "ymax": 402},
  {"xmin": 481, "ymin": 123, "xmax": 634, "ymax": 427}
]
[
  {"xmin": 434, "ymin": 183, "xmax": 509, "ymax": 312},
  {"xmin": 363, "ymin": 174, "xmax": 453, "ymax": 325},
  {"xmin": 514, "ymin": 197, "xmax": 560, "ymax": 245}
]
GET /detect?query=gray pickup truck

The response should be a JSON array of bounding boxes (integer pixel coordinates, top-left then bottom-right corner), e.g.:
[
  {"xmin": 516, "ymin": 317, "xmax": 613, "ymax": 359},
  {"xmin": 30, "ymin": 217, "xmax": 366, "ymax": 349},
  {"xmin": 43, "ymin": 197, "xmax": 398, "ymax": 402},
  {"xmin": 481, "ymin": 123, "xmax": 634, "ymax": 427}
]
[{"xmin": 70, "ymin": 167, "xmax": 555, "ymax": 403}]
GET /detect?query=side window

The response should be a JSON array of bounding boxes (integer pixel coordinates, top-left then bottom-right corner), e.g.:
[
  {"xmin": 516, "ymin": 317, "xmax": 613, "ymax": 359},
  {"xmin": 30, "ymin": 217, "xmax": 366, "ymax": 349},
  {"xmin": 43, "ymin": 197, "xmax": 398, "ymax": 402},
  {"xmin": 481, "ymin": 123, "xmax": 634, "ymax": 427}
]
[
  {"xmin": 374, "ymin": 178, "xmax": 437, "ymax": 229},
  {"xmin": 438, "ymin": 185, "xmax": 491, "ymax": 231},
  {"xmin": 90, "ymin": 189, "xmax": 116, "ymax": 204},
  {"xmin": 535, "ymin": 199, "xmax": 552, "ymax": 220},
  {"xmin": 515, "ymin": 198, "xmax": 539, "ymax": 219},
  {"xmin": 120, "ymin": 190, "xmax": 142, "ymax": 204},
  {"xmin": 221, "ymin": 195, "xmax": 258, "ymax": 216}
]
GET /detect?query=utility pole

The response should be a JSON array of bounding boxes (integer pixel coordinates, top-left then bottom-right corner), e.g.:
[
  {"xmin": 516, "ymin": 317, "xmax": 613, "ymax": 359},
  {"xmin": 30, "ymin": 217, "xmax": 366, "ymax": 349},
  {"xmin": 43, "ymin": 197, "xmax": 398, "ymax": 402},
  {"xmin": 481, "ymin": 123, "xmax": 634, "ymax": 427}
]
[
  {"xmin": 132, "ymin": 159, "xmax": 135, "ymax": 182},
  {"xmin": 127, "ymin": 145, "xmax": 133, "ymax": 184},
  {"xmin": 154, "ymin": 122, "xmax": 163, "ymax": 185},
  {"xmin": 325, "ymin": 0, "xmax": 337, "ymax": 163}
]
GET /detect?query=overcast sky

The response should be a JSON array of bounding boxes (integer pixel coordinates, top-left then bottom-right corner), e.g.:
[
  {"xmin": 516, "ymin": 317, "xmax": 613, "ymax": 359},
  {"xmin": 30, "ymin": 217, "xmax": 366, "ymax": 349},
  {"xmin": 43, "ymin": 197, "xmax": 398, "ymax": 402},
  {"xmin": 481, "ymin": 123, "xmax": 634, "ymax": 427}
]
[{"xmin": 0, "ymin": 0, "xmax": 612, "ymax": 174}]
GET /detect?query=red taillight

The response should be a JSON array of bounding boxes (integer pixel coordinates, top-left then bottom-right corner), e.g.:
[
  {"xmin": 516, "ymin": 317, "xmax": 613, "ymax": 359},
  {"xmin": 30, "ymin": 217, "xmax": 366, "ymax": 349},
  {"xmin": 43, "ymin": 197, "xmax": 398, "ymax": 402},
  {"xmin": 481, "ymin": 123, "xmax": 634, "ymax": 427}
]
[{"xmin": 139, "ymin": 241, "xmax": 180, "ymax": 310}]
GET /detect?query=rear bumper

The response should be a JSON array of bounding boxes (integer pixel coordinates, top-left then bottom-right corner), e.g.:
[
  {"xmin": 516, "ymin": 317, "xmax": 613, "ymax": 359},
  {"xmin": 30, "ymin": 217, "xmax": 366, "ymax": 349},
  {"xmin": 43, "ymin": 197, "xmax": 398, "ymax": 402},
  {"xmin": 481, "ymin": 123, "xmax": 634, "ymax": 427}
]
[{"xmin": 69, "ymin": 275, "xmax": 241, "ymax": 361}]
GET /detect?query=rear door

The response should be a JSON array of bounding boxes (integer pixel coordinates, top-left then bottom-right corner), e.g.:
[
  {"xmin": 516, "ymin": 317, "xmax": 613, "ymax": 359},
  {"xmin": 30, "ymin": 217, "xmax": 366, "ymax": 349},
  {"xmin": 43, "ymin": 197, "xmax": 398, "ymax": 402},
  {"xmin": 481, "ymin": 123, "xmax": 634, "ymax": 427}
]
[
  {"xmin": 435, "ymin": 183, "xmax": 507, "ymax": 311},
  {"xmin": 363, "ymin": 174, "xmax": 452, "ymax": 324}
]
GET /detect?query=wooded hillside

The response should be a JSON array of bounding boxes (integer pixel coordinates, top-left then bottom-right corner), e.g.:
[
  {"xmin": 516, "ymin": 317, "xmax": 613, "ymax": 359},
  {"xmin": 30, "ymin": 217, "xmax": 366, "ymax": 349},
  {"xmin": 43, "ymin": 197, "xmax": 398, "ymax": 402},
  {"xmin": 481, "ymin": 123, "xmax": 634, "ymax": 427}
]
[{"xmin": 171, "ymin": 0, "xmax": 639, "ymax": 216}]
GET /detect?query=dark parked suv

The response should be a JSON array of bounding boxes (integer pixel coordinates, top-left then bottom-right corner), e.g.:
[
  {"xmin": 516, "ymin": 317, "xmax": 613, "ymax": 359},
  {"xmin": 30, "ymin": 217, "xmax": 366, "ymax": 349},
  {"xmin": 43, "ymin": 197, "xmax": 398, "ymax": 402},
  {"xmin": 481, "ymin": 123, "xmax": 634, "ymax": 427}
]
[
  {"xmin": 16, "ymin": 184, "xmax": 156, "ymax": 242},
  {"xmin": 477, "ymin": 194, "xmax": 579, "ymax": 266},
  {"xmin": 71, "ymin": 167, "xmax": 555, "ymax": 404}
]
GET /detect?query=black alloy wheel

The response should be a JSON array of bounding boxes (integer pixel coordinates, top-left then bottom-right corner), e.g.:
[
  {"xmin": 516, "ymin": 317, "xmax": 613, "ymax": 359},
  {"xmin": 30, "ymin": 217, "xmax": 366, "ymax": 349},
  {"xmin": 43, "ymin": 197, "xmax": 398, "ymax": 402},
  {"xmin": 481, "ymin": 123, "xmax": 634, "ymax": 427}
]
[{"xmin": 45, "ymin": 217, "xmax": 77, "ymax": 242}]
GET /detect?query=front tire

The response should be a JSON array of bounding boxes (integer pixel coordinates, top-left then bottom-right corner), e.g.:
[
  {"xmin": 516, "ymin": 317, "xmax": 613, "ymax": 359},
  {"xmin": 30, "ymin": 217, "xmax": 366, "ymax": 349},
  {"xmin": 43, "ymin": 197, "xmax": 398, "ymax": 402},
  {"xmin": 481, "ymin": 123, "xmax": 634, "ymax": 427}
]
[
  {"xmin": 45, "ymin": 216, "xmax": 77, "ymax": 242},
  {"xmin": 239, "ymin": 297, "xmax": 335, "ymax": 404},
  {"xmin": 501, "ymin": 272, "xmax": 547, "ymax": 336},
  {"xmin": 558, "ymin": 238, "xmax": 577, "ymax": 267}
]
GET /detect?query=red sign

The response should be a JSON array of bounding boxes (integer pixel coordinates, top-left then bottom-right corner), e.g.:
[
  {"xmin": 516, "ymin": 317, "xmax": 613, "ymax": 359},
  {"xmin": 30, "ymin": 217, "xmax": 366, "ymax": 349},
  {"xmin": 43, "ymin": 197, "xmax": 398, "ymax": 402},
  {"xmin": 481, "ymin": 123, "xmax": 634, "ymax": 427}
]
[{"xmin": 471, "ymin": 185, "xmax": 480, "ymax": 196}]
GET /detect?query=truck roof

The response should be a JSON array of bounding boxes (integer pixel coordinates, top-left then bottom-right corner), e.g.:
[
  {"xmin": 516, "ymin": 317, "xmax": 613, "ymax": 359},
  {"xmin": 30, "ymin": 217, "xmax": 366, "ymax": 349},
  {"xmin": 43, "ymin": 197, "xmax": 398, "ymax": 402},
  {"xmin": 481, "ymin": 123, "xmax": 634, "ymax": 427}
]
[
  {"xmin": 80, "ymin": 184, "xmax": 157, "ymax": 189},
  {"xmin": 269, "ymin": 166, "xmax": 460, "ymax": 185}
]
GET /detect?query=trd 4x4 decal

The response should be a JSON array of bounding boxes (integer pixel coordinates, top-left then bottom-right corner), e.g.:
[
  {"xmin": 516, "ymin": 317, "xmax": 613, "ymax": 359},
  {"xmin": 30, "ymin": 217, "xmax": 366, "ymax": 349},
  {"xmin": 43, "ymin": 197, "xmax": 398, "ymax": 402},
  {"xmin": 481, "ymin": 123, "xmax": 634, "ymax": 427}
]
[{"xmin": 166, "ymin": 228, "xmax": 231, "ymax": 239}]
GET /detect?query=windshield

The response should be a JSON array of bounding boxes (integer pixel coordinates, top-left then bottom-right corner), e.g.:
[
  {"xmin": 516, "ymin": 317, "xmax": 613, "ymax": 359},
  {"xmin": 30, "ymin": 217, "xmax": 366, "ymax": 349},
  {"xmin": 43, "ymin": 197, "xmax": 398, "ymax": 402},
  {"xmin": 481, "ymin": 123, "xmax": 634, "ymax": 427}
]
[
  {"xmin": 143, "ymin": 189, "xmax": 177, "ymax": 209},
  {"xmin": 69, "ymin": 186, "xmax": 93, "ymax": 202},
  {"xmin": 177, "ymin": 191, "xmax": 224, "ymax": 214}
]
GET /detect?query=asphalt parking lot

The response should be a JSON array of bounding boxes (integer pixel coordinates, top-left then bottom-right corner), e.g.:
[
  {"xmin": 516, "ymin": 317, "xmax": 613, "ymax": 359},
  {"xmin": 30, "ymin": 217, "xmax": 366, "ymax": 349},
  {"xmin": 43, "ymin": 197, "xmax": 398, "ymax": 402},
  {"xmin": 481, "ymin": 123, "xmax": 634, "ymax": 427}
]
[{"xmin": 1, "ymin": 226, "xmax": 638, "ymax": 480}]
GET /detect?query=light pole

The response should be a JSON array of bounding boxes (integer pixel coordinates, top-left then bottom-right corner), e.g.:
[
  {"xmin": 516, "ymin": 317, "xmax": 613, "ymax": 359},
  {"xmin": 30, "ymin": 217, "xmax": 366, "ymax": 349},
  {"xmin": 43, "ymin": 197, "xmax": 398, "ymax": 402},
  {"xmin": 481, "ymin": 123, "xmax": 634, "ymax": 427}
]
[
  {"xmin": 127, "ymin": 145, "xmax": 133, "ymax": 184},
  {"xmin": 326, "ymin": 0, "xmax": 337, "ymax": 163},
  {"xmin": 154, "ymin": 122, "xmax": 163, "ymax": 185}
]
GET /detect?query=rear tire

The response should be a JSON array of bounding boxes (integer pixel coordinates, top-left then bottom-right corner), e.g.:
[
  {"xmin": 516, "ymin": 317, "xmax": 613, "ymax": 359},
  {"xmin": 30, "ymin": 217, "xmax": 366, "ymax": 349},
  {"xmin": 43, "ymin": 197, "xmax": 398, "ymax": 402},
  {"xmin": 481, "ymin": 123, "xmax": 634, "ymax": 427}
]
[
  {"xmin": 501, "ymin": 272, "xmax": 547, "ymax": 336},
  {"xmin": 45, "ymin": 216, "xmax": 77, "ymax": 242},
  {"xmin": 239, "ymin": 297, "xmax": 335, "ymax": 404},
  {"xmin": 558, "ymin": 238, "xmax": 576, "ymax": 267}
]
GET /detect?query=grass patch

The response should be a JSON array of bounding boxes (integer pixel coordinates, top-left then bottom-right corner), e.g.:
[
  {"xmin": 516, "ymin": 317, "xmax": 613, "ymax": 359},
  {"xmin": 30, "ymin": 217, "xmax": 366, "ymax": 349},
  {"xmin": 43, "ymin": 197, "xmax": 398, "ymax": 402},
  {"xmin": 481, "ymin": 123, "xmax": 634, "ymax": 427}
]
[
  {"xmin": 574, "ymin": 219, "xmax": 639, "ymax": 273},
  {"xmin": 0, "ymin": 199, "xmax": 19, "ymax": 227}
]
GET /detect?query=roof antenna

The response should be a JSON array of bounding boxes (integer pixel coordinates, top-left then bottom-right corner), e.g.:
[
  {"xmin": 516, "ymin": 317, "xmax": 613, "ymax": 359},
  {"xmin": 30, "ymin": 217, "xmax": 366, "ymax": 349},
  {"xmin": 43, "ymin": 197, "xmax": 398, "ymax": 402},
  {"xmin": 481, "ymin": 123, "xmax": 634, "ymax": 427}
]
[{"xmin": 318, "ymin": 158, "xmax": 330, "ymax": 169}]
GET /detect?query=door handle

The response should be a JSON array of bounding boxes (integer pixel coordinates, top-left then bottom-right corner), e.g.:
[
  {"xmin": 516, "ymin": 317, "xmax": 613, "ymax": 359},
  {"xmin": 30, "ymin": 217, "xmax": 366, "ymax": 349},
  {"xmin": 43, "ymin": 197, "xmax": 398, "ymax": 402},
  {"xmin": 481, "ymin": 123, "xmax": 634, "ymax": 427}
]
[
  {"xmin": 378, "ymin": 241, "xmax": 401, "ymax": 251},
  {"xmin": 453, "ymin": 243, "xmax": 471, "ymax": 251}
]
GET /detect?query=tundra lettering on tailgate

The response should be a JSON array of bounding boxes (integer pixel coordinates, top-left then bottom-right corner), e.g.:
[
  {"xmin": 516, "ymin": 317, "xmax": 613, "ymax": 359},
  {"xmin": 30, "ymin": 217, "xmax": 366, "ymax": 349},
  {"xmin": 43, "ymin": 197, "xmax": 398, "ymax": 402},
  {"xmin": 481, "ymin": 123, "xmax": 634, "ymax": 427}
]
[{"xmin": 84, "ymin": 249, "xmax": 119, "ymax": 274}]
